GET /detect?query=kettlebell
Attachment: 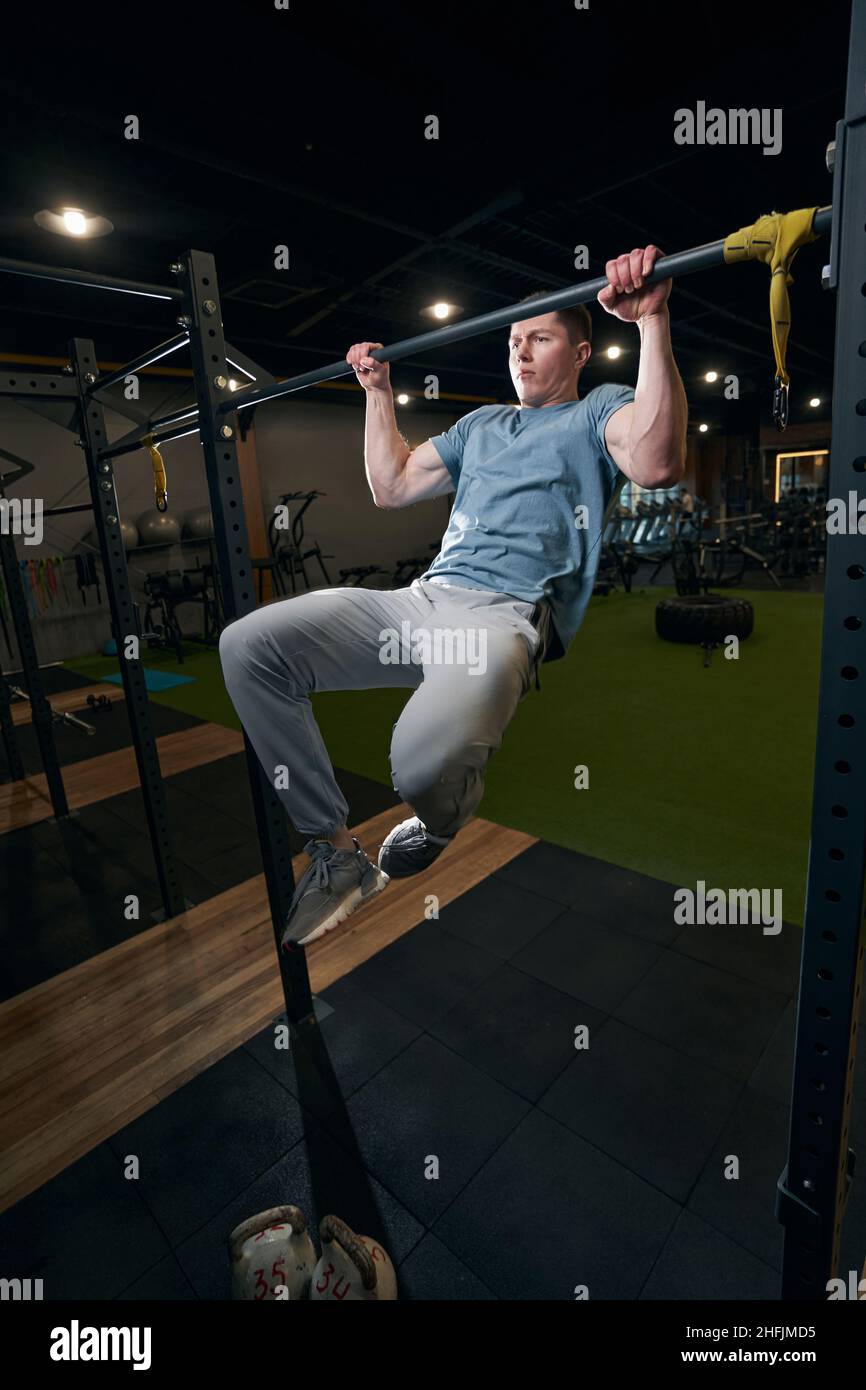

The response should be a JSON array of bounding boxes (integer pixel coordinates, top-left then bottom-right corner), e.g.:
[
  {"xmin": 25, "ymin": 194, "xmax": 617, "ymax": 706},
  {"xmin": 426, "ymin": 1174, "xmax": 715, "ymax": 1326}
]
[
  {"xmin": 309, "ymin": 1214, "xmax": 397, "ymax": 1301},
  {"xmin": 229, "ymin": 1205, "xmax": 317, "ymax": 1301}
]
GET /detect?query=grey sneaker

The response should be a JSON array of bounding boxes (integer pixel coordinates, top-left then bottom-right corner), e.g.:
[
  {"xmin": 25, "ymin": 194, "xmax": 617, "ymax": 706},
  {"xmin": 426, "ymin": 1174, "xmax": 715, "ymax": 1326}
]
[
  {"xmin": 377, "ymin": 816, "xmax": 455, "ymax": 879},
  {"xmin": 282, "ymin": 837, "xmax": 390, "ymax": 948}
]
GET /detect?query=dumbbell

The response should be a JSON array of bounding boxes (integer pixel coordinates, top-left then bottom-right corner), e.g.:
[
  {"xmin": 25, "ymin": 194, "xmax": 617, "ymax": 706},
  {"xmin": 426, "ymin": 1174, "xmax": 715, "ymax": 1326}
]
[{"xmin": 86, "ymin": 693, "xmax": 113, "ymax": 713}]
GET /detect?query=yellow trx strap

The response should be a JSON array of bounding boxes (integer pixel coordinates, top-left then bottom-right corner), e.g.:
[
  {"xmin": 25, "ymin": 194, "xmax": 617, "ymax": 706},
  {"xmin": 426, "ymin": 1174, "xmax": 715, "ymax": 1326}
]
[
  {"xmin": 144, "ymin": 434, "xmax": 168, "ymax": 512},
  {"xmin": 723, "ymin": 207, "xmax": 821, "ymax": 431}
]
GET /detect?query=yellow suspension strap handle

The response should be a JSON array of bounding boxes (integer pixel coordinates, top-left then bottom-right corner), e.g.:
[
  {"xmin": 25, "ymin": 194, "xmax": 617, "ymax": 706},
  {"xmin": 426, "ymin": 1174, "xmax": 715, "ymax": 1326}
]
[
  {"xmin": 144, "ymin": 434, "xmax": 168, "ymax": 512},
  {"xmin": 723, "ymin": 207, "xmax": 821, "ymax": 431}
]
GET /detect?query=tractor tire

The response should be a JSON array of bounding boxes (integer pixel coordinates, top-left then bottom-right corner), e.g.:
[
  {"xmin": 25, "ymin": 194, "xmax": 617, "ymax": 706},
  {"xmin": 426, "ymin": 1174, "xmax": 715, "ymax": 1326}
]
[{"xmin": 655, "ymin": 594, "xmax": 754, "ymax": 645}]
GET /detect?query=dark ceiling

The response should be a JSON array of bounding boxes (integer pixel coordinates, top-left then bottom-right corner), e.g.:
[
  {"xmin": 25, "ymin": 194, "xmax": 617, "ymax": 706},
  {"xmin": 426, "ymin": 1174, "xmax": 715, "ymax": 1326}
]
[{"xmin": 0, "ymin": 0, "xmax": 852, "ymax": 430}]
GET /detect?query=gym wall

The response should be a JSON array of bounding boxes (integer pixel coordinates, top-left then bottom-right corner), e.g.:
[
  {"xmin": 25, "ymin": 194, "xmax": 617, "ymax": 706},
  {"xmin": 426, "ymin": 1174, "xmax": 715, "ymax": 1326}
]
[{"xmin": 0, "ymin": 386, "xmax": 458, "ymax": 666}]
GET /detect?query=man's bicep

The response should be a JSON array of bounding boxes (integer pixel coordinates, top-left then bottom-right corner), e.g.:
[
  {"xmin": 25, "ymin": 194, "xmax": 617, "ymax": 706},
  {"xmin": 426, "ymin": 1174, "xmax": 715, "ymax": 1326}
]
[{"xmin": 395, "ymin": 439, "xmax": 456, "ymax": 506}]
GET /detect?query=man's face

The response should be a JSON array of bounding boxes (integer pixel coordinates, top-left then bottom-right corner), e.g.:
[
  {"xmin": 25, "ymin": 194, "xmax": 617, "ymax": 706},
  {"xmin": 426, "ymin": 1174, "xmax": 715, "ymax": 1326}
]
[{"xmin": 507, "ymin": 311, "xmax": 590, "ymax": 406}]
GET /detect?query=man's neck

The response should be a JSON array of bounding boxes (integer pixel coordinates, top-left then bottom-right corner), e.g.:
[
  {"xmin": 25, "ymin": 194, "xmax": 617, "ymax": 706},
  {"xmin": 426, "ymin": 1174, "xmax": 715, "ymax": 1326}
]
[{"xmin": 519, "ymin": 391, "xmax": 580, "ymax": 411}]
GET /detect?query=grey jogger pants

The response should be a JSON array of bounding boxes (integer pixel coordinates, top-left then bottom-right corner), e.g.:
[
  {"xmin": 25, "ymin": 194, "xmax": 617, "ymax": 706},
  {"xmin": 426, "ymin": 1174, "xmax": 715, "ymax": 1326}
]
[{"xmin": 217, "ymin": 576, "xmax": 547, "ymax": 840}]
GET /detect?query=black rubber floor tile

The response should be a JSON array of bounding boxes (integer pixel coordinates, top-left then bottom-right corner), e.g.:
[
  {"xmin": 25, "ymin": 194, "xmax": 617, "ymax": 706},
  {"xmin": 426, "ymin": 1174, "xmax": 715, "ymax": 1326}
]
[
  {"xmin": 170, "ymin": 755, "xmax": 252, "ymax": 796},
  {"xmin": 0, "ymin": 841, "xmax": 166, "ymax": 998},
  {"xmin": 539, "ymin": 1018, "xmax": 742, "ymax": 1202},
  {"xmin": 639, "ymin": 1209, "xmax": 781, "ymax": 1300},
  {"xmin": 397, "ymin": 1233, "xmax": 499, "ymax": 1300},
  {"xmin": 106, "ymin": 1049, "xmax": 310, "ymax": 1248},
  {"xmin": 687, "ymin": 1085, "xmax": 789, "ymax": 1270},
  {"xmin": 170, "ymin": 761, "xmax": 258, "ymax": 832},
  {"xmin": 318, "ymin": 1033, "xmax": 531, "ymax": 1226},
  {"xmin": 1, "ymin": 838, "xmax": 85, "ymax": 924},
  {"xmin": 510, "ymin": 910, "xmax": 662, "ymax": 1013},
  {"xmin": 428, "ymin": 963, "xmax": 605, "ymax": 1102},
  {"xmin": 243, "ymin": 976, "xmax": 422, "ymax": 1117},
  {"xmin": 0, "ymin": 899, "xmax": 139, "ymax": 1000},
  {"xmin": 614, "ymin": 951, "xmax": 789, "ymax": 1082},
  {"xmin": 174, "ymin": 1122, "xmax": 424, "ymax": 1300},
  {"xmin": 117, "ymin": 1254, "xmax": 199, "ymax": 1300},
  {"xmin": 106, "ymin": 783, "xmax": 251, "ymax": 863},
  {"xmin": 0, "ymin": 1144, "xmax": 170, "ymax": 1300},
  {"xmin": 21, "ymin": 803, "xmax": 165, "ymax": 911},
  {"xmin": 493, "ymin": 840, "xmax": 617, "ymax": 910},
  {"xmin": 196, "ymin": 839, "xmax": 274, "ymax": 893},
  {"xmin": 20, "ymin": 804, "xmax": 200, "ymax": 924},
  {"xmin": 671, "ymin": 915, "xmax": 802, "ymax": 994},
  {"xmin": 434, "ymin": 875, "xmax": 568, "ymax": 959},
  {"xmin": 14, "ymin": 667, "xmax": 93, "ymax": 695},
  {"xmin": 96, "ymin": 785, "xmax": 177, "ymax": 831},
  {"xmin": 172, "ymin": 810, "xmax": 257, "ymax": 868},
  {"xmin": 346, "ymin": 919, "xmax": 504, "ymax": 1030},
  {"xmin": 582, "ymin": 864, "xmax": 687, "ymax": 946},
  {"xmin": 432, "ymin": 1109, "xmax": 679, "ymax": 1299},
  {"xmin": 748, "ymin": 1001, "xmax": 796, "ymax": 1107},
  {"xmin": 160, "ymin": 860, "xmax": 227, "ymax": 912}
]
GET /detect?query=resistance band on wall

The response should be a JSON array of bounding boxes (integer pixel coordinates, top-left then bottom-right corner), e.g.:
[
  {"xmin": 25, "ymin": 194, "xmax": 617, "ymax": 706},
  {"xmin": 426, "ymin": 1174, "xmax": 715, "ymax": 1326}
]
[{"xmin": 0, "ymin": 555, "xmax": 104, "ymax": 627}]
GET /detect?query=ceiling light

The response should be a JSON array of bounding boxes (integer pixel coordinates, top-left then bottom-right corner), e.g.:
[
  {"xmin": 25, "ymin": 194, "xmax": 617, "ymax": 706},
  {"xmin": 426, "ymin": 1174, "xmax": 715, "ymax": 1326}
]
[
  {"xmin": 421, "ymin": 301, "xmax": 462, "ymax": 321},
  {"xmin": 698, "ymin": 423, "xmax": 709, "ymax": 433},
  {"xmin": 705, "ymin": 370, "xmax": 718, "ymax": 383},
  {"xmin": 34, "ymin": 206, "xmax": 115, "ymax": 239},
  {"xmin": 606, "ymin": 346, "xmax": 621, "ymax": 359},
  {"xmin": 396, "ymin": 393, "xmax": 410, "ymax": 405},
  {"xmin": 809, "ymin": 396, "xmax": 821, "ymax": 408}
]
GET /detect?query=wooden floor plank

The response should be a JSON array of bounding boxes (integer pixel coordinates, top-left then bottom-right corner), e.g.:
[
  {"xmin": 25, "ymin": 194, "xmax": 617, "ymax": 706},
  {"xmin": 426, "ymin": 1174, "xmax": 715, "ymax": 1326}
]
[
  {"xmin": 10, "ymin": 682, "xmax": 125, "ymax": 726},
  {"xmin": 0, "ymin": 805, "xmax": 536, "ymax": 1212},
  {"xmin": 0, "ymin": 724, "xmax": 245, "ymax": 833}
]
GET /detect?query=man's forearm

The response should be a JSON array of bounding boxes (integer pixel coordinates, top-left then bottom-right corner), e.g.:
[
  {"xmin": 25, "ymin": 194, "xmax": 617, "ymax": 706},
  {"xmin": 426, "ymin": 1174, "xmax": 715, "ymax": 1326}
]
[
  {"xmin": 628, "ymin": 308, "xmax": 688, "ymax": 486},
  {"xmin": 364, "ymin": 388, "xmax": 411, "ymax": 505}
]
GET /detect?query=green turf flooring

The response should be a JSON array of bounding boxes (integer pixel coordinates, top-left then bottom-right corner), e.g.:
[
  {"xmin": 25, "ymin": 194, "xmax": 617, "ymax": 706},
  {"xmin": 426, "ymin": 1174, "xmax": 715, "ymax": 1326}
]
[{"xmin": 66, "ymin": 586, "xmax": 823, "ymax": 924}]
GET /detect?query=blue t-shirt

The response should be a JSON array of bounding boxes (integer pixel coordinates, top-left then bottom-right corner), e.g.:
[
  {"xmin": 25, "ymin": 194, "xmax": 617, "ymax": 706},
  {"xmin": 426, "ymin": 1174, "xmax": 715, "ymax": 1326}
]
[{"xmin": 422, "ymin": 383, "xmax": 635, "ymax": 660}]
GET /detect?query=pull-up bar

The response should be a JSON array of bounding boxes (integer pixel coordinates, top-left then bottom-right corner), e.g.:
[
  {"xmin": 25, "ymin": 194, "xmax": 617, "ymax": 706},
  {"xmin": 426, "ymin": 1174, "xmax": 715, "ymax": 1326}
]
[
  {"xmin": 0, "ymin": 254, "xmax": 182, "ymax": 301},
  {"xmin": 222, "ymin": 204, "xmax": 834, "ymax": 415},
  {"xmin": 92, "ymin": 201, "xmax": 832, "ymax": 463}
]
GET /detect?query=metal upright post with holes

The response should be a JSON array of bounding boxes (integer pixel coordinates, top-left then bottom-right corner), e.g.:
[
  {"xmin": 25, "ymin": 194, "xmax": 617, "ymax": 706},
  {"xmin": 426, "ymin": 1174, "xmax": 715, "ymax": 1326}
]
[
  {"xmin": 0, "ymin": 648, "xmax": 24, "ymax": 782},
  {"xmin": 176, "ymin": 252, "xmax": 313, "ymax": 1024},
  {"xmin": 0, "ymin": 445, "xmax": 71, "ymax": 815},
  {"xmin": 776, "ymin": 0, "xmax": 866, "ymax": 1300},
  {"xmin": 71, "ymin": 338, "xmax": 187, "ymax": 921},
  {"xmin": 0, "ymin": 530, "xmax": 68, "ymax": 816}
]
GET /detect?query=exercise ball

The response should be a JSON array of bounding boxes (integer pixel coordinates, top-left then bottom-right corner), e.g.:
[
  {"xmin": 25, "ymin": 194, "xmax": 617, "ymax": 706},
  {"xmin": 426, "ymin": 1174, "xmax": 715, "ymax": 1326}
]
[
  {"xmin": 182, "ymin": 506, "xmax": 214, "ymax": 540},
  {"xmin": 84, "ymin": 520, "xmax": 140, "ymax": 550},
  {"xmin": 137, "ymin": 509, "xmax": 181, "ymax": 546}
]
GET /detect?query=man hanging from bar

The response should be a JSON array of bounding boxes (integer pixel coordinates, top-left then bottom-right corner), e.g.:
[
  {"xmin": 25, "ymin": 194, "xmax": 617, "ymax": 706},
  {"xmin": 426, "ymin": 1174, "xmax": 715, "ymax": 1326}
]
[{"xmin": 218, "ymin": 245, "xmax": 688, "ymax": 947}]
